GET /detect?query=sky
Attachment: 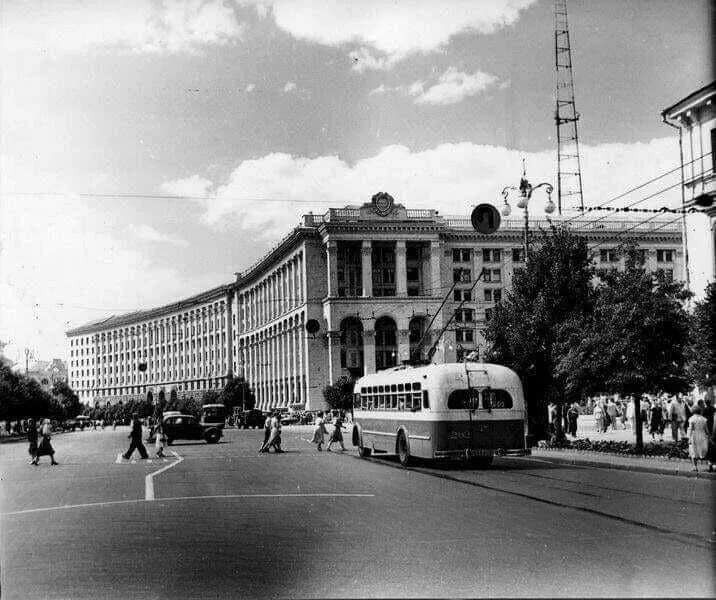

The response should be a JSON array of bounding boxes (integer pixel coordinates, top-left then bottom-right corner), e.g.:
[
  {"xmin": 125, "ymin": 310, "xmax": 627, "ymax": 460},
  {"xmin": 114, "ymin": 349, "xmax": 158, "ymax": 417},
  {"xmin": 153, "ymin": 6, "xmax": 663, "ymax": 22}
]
[{"xmin": 0, "ymin": 0, "xmax": 713, "ymax": 366}]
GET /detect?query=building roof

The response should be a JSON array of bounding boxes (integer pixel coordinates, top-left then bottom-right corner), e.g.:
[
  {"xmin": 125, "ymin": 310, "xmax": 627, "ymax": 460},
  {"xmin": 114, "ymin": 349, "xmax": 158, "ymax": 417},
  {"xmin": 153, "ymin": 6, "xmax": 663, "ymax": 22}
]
[
  {"xmin": 66, "ymin": 283, "xmax": 234, "ymax": 336},
  {"xmin": 662, "ymin": 80, "xmax": 715, "ymax": 120}
]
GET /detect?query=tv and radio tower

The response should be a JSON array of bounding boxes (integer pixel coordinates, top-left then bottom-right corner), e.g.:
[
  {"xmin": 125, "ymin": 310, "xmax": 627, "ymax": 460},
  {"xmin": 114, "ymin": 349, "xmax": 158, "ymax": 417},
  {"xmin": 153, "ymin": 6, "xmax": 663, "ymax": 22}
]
[{"xmin": 554, "ymin": 0, "xmax": 585, "ymax": 214}]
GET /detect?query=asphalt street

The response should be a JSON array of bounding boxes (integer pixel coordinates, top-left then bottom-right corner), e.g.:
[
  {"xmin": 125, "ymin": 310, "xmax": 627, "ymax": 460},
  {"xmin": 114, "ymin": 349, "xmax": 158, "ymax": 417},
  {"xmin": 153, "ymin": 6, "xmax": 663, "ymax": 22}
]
[{"xmin": 1, "ymin": 426, "xmax": 713, "ymax": 599}]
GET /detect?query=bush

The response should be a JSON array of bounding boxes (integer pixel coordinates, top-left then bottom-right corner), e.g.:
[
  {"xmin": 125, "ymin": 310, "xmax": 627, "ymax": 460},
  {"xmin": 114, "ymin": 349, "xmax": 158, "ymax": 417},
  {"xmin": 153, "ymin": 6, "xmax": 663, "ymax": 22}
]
[{"xmin": 539, "ymin": 437, "xmax": 690, "ymax": 459}]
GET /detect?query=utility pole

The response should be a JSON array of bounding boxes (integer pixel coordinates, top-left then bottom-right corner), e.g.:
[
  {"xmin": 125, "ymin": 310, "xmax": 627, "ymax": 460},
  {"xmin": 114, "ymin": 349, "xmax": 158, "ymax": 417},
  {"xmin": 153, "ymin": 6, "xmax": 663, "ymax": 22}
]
[{"xmin": 555, "ymin": 0, "xmax": 585, "ymax": 214}]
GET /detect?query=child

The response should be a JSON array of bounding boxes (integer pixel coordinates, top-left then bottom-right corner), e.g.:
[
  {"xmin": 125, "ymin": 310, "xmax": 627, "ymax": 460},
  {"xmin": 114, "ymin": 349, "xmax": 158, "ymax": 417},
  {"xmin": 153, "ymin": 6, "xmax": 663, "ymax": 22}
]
[{"xmin": 155, "ymin": 422, "xmax": 166, "ymax": 458}]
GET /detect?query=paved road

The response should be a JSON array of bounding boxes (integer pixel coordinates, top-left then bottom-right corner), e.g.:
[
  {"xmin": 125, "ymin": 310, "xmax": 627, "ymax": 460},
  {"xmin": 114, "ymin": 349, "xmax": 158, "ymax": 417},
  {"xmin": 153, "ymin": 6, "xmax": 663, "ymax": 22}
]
[{"xmin": 1, "ymin": 427, "xmax": 713, "ymax": 598}]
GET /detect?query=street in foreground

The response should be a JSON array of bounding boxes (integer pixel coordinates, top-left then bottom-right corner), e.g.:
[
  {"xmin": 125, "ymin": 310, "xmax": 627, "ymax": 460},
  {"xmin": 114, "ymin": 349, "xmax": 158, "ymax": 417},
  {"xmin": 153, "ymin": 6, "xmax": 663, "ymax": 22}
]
[{"xmin": 1, "ymin": 427, "xmax": 713, "ymax": 599}]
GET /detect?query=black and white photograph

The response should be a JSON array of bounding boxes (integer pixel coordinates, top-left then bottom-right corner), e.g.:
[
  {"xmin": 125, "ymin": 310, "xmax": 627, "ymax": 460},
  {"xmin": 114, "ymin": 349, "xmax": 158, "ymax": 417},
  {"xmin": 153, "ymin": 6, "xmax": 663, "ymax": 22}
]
[{"xmin": 0, "ymin": 0, "xmax": 713, "ymax": 598}]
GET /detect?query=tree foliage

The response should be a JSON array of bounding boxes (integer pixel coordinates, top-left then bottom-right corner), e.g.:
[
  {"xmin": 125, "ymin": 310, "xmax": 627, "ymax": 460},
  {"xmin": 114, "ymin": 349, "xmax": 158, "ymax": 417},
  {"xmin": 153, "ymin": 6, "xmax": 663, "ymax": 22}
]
[
  {"xmin": 483, "ymin": 226, "xmax": 594, "ymax": 439},
  {"xmin": 0, "ymin": 364, "xmax": 66, "ymax": 422},
  {"xmin": 322, "ymin": 375, "xmax": 354, "ymax": 412},
  {"xmin": 219, "ymin": 377, "xmax": 256, "ymax": 412},
  {"xmin": 686, "ymin": 282, "xmax": 716, "ymax": 389}
]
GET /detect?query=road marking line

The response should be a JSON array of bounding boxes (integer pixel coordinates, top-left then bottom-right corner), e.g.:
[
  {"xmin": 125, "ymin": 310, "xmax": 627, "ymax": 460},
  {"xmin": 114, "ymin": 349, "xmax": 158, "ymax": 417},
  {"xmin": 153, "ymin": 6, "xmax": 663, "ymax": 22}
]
[
  {"xmin": 145, "ymin": 450, "xmax": 182, "ymax": 501},
  {"xmin": 1, "ymin": 493, "xmax": 375, "ymax": 517}
]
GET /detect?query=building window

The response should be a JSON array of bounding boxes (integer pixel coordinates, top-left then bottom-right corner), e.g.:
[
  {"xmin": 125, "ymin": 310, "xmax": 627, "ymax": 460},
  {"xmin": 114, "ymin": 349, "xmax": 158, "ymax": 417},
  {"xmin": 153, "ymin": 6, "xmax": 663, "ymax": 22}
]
[
  {"xmin": 483, "ymin": 249, "xmax": 501, "ymax": 263},
  {"xmin": 600, "ymin": 249, "xmax": 619, "ymax": 263},
  {"xmin": 484, "ymin": 289, "xmax": 492, "ymax": 302},
  {"xmin": 372, "ymin": 243, "xmax": 396, "ymax": 297},
  {"xmin": 406, "ymin": 243, "xmax": 426, "ymax": 296},
  {"xmin": 656, "ymin": 249, "xmax": 674, "ymax": 263},
  {"xmin": 455, "ymin": 329, "xmax": 474, "ymax": 343},
  {"xmin": 337, "ymin": 242, "xmax": 362, "ymax": 297},
  {"xmin": 491, "ymin": 269, "xmax": 501, "ymax": 283},
  {"xmin": 452, "ymin": 248, "xmax": 471, "ymax": 262},
  {"xmin": 375, "ymin": 316, "xmax": 398, "ymax": 371},
  {"xmin": 494, "ymin": 289, "xmax": 502, "ymax": 303},
  {"xmin": 512, "ymin": 248, "xmax": 525, "ymax": 263},
  {"xmin": 453, "ymin": 268, "xmax": 471, "ymax": 283},
  {"xmin": 454, "ymin": 308, "xmax": 474, "ymax": 323},
  {"xmin": 454, "ymin": 289, "xmax": 472, "ymax": 302}
]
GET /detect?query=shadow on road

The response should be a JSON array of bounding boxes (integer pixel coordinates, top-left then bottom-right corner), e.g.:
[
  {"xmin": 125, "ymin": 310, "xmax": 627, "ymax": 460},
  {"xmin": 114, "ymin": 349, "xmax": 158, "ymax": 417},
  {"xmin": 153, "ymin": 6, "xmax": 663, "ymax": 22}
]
[{"xmin": 368, "ymin": 453, "xmax": 561, "ymax": 472}]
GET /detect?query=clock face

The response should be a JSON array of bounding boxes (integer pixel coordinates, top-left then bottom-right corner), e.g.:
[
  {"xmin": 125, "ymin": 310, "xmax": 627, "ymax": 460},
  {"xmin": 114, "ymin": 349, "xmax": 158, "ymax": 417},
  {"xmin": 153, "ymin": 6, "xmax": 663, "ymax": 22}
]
[{"xmin": 371, "ymin": 192, "xmax": 394, "ymax": 216}]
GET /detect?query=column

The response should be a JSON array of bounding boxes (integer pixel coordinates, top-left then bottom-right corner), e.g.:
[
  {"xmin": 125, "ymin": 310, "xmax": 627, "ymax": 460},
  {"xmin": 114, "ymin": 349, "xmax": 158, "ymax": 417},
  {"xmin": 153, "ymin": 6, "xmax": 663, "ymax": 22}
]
[
  {"xmin": 326, "ymin": 240, "xmax": 339, "ymax": 297},
  {"xmin": 396, "ymin": 240, "xmax": 407, "ymax": 296},
  {"xmin": 327, "ymin": 330, "xmax": 342, "ymax": 383},
  {"xmin": 292, "ymin": 323, "xmax": 298, "ymax": 405},
  {"xmin": 430, "ymin": 241, "xmax": 442, "ymax": 297},
  {"xmin": 363, "ymin": 330, "xmax": 376, "ymax": 375},
  {"xmin": 361, "ymin": 240, "xmax": 372, "ymax": 297},
  {"xmin": 225, "ymin": 293, "xmax": 233, "ymax": 378}
]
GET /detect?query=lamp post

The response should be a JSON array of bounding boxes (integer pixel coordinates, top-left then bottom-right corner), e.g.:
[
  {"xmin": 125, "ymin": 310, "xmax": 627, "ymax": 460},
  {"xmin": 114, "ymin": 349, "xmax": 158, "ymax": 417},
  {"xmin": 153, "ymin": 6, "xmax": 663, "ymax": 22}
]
[{"xmin": 500, "ymin": 166, "xmax": 555, "ymax": 259}]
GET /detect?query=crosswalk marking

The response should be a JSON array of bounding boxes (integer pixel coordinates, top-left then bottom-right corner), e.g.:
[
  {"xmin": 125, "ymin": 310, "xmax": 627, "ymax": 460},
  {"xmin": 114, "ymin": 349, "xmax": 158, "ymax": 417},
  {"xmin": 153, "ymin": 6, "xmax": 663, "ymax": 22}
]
[{"xmin": 115, "ymin": 454, "xmax": 169, "ymax": 465}]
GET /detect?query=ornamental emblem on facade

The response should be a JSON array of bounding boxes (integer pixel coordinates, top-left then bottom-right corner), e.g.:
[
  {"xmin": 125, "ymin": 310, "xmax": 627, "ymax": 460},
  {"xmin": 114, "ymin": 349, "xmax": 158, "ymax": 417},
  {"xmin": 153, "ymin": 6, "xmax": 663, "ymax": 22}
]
[{"xmin": 371, "ymin": 192, "xmax": 394, "ymax": 216}]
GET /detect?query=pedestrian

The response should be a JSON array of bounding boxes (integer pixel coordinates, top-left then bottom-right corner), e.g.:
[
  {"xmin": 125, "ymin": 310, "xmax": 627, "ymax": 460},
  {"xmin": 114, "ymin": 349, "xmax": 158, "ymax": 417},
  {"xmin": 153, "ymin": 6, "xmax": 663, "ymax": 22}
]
[
  {"xmin": 703, "ymin": 398, "xmax": 714, "ymax": 435},
  {"xmin": 567, "ymin": 402, "xmax": 579, "ymax": 438},
  {"xmin": 35, "ymin": 419, "xmax": 59, "ymax": 465},
  {"xmin": 259, "ymin": 413, "xmax": 272, "ymax": 453},
  {"xmin": 686, "ymin": 406, "xmax": 709, "ymax": 472},
  {"xmin": 593, "ymin": 401, "xmax": 604, "ymax": 434},
  {"xmin": 311, "ymin": 411, "xmax": 328, "ymax": 451},
  {"xmin": 27, "ymin": 418, "xmax": 38, "ymax": 465},
  {"xmin": 326, "ymin": 413, "xmax": 346, "ymax": 452},
  {"xmin": 648, "ymin": 399, "xmax": 663, "ymax": 442},
  {"xmin": 154, "ymin": 421, "xmax": 166, "ymax": 458},
  {"xmin": 606, "ymin": 398, "xmax": 618, "ymax": 431},
  {"xmin": 668, "ymin": 396, "xmax": 681, "ymax": 441},
  {"xmin": 123, "ymin": 413, "xmax": 148, "ymax": 460},
  {"xmin": 260, "ymin": 411, "xmax": 284, "ymax": 453}
]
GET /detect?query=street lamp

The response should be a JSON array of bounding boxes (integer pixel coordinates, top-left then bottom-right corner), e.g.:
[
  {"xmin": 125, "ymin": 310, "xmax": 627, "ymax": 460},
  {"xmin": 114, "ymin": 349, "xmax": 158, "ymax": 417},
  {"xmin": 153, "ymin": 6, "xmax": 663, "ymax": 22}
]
[{"xmin": 501, "ymin": 166, "xmax": 555, "ymax": 258}]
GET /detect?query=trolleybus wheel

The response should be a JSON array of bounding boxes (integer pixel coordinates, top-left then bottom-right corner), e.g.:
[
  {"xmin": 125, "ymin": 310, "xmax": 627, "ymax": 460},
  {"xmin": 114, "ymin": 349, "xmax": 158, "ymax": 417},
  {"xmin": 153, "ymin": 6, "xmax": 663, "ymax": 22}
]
[
  {"xmin": 470, "ymin": 455, "xmax": 493, "ymax": 469},
  {"xmin": 397, "ymin": 432, "xmax": 411, "ymax": 466}
]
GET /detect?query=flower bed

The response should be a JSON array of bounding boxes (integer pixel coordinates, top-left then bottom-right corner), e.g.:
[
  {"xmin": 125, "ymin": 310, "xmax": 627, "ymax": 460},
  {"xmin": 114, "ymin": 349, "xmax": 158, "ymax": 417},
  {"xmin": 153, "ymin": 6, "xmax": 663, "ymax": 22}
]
[{"xmin": 536, "ymin": 437, "xmax": 690, "ymax": 460}]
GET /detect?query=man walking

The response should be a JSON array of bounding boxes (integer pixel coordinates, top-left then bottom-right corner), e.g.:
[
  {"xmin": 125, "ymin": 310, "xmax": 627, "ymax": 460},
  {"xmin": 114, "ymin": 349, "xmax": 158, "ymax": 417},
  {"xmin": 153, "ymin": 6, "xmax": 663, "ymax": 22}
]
[{"xmin": 123, "ymin": 413, "xmax": 148, "ymax": 460}]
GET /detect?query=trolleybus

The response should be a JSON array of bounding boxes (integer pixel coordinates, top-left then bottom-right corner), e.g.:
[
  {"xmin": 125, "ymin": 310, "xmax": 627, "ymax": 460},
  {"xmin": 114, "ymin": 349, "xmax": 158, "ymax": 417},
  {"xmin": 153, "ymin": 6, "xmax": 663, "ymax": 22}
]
[{"xmin": 351, "ymin": 362, "xmax": 529, "ymax": 467}]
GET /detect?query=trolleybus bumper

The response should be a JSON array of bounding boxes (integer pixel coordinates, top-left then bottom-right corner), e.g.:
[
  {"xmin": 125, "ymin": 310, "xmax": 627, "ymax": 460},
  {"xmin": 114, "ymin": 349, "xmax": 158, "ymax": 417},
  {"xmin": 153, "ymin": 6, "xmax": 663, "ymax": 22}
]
[{"xmin": 433, "ymin": 448, "xmax": 530, "ymax": 459}]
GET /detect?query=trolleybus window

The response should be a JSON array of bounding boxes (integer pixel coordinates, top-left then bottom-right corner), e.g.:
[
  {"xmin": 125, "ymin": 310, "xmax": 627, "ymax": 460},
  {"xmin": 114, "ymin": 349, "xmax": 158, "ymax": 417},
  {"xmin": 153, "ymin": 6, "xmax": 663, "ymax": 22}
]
[
  {"xmin": 482, "ymin": 389, "xmax": 513, "ymax": 409},
  {"xmin": 447, "ymin": 388, "xmax": 481, "ymax": 409}
]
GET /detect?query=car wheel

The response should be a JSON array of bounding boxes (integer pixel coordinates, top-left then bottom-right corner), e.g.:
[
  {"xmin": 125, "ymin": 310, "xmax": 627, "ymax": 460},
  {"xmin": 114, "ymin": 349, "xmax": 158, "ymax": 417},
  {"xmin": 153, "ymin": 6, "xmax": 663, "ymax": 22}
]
[
  {"xmin": 397, "ymin": 431, "xmax": 410, "ymax": 466},
  {"xmin": 205, "ymin": 430, "xmax": 220, "ymax": 444}
]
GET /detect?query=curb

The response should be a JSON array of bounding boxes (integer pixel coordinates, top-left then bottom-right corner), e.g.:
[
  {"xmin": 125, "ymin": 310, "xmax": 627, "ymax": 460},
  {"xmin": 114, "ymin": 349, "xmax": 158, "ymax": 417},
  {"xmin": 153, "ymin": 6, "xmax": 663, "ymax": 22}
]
[{"xmin": 530, "ymin": 451, "xmax": 716, "ymax": 479}]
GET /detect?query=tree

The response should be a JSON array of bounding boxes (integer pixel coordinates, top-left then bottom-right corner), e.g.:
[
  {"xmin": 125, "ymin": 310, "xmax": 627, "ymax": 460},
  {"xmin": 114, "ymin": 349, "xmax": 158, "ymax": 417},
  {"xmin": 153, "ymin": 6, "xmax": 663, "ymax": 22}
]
[
  {"xmin": 686, "ymin": 282, "xmax": 716, "ymax": 390},
  {"xmin": 322, "ymin": 375, "xmax": 354, "ymax": 413},
  {"xmin": 483, "ymin": 226, "xmax": 595, "ymax": 441},
  {"xmin": 51, "ymin": 380, "xmax": 81, "ymax": 419},
  {"xmin": 219, "ymin": 377, "xmax": 256, "ymax": 413},
  {"xmin": 557, "ymin": 250, "xmax": 691, "ymax": 451},
  {"xmin": 201, "ymin": 390, "xmax": 220, "ymax": 405}
]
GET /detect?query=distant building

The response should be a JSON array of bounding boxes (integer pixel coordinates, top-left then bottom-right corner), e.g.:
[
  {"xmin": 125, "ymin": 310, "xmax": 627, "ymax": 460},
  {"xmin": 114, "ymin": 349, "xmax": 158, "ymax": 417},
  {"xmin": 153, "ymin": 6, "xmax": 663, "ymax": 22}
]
[
  {"xmin": 662, "ymin": 80, "xmax": 715, "ymax": 294},
  {"xmin": 66, "ymin": 197, "xmax": 683, "ymax": 409},
  {"xmin": 24, "ymin": 358, "xmax": 67, "ymax": 392}
]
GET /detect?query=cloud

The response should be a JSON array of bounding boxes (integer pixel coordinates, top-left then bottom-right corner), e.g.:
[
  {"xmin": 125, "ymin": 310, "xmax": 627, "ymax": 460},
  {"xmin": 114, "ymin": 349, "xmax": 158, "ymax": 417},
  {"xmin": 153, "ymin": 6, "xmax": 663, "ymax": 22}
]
[
  {"xmin": 160, "ymin": 174, "xmax": 213, "ymax": 197},
  {"xmin": 246, "ymin": 0, "xmax": 538, "ymax": 68},
  {"xmin": 128, "ymin": 224, "xmax": 188, "ymax": 246},
  {"xmin": 0, "ymin": 194, "xmax": 222, "ymax": 363},
  {"xmin": 164, "ymin": 137, "xmax": 692, "ymax": 240},
  {"xmin": 2, "ymin": 0, "xmax": 244, "ymax": 56},
  {"xmin": 282, "ymin": 81, "xmax": 297, "ymax": 93},
  {"xmin": 412, "ymin": 68, "xmax": 500, "ymax": 105},
  {"xmin": 370, "ymin": 68, "xmax": 501, "ymax": 105}
]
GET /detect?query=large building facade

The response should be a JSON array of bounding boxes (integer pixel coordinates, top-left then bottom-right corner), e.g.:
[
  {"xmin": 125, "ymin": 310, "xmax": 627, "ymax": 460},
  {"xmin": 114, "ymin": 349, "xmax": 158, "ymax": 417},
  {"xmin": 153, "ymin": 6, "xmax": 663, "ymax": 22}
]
[{"xmin": 67, "ymin": 198, "xmax": 684, "ymax": 410}]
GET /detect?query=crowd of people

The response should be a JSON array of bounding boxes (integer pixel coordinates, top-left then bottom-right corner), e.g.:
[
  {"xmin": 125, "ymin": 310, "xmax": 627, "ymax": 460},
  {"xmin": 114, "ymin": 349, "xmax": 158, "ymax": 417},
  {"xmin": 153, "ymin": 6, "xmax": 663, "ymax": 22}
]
[{"xmin": 24, "ymin": 418, "xmax": 59, "ymax": 466}]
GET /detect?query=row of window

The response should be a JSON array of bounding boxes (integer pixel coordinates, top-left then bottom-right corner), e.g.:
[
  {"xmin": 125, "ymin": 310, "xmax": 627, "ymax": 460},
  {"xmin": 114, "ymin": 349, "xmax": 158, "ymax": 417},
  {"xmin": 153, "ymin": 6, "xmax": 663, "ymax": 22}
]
[
  {"xmin": 356, "ymin": 382, "xmax": 426, "ymax": 411},
  {"xmin": 452, "ymin": 248, "xmax": 515, "ymax": 263},
  {"xmin": 600, "ymin": 248, "xmax": 675, "ymax": 263},
  {"xmin": 453, "ymin": 268, "xmax": 503, "ymax": 284}
]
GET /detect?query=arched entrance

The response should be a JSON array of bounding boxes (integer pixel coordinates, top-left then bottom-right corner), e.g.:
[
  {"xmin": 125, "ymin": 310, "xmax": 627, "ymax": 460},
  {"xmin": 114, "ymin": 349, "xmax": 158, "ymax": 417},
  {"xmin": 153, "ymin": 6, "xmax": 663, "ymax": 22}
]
[
  {"xmin": 340, "ymin": 317, "xmax": 364, "ymax": 378},
  {"xmin": 375, "ymin": 316, "xmax": 398, "ymax": 371}
]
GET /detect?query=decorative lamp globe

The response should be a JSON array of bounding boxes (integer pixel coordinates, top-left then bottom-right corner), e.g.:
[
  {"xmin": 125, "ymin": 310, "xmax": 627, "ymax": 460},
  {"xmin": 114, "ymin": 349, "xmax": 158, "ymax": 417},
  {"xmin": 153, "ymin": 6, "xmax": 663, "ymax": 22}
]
[
  {"xmin": 516, "ymin": 196, "xmax": 528, "ymax": 209},
  {"xmin": 544, "ymin": 200, "xmax": 556, "ymax": 214},
  {"xmin": 501, "ymin": 203, "xmax": 512, "ymax": 217}
]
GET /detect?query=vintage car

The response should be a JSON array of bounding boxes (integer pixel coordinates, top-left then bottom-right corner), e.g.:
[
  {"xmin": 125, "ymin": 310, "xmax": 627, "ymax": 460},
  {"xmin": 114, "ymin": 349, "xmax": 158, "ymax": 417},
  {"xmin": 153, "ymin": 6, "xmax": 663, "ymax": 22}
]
[{"xmin": 153, "ymin": 413, "xmax": 223, "ymax": 445}]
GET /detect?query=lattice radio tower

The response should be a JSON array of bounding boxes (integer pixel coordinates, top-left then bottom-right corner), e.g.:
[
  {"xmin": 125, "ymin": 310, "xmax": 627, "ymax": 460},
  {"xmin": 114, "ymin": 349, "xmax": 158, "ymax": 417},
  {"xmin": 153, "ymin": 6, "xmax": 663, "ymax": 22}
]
[{"xmin": 555, "ymin": 0, "xmax": 584, "ymax": 214}]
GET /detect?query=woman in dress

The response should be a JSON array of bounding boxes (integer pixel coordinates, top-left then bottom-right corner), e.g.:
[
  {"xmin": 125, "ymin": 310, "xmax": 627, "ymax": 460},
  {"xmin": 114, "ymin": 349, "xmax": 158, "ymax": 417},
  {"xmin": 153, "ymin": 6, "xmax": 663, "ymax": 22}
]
[
  {"xmin": 35, "ymin": 419, "xmax": 58, "ymax": 466},
  {"xmin": 326, "ymin": 413, "xmax": 346, "ymax": 452},
  {"xmin": 27, "ymin": 418, "xmax": 38, "ymax": 465},
  {"xmin": 686, "ymin": 406, "xmax": 709, "ymax": 472},
  {"xmin": 154, "ymin": 421, "xmax": 166, "ymax": 458},
  {"xmin": 648, "ymin": 399, "xmax": 663, "ymax": 441},
  {"xmin": 311, "ymin": 412, "xmax": 328, "ymax": 451}
]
